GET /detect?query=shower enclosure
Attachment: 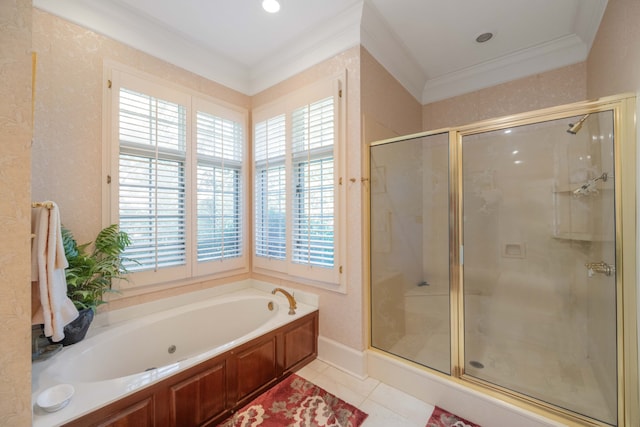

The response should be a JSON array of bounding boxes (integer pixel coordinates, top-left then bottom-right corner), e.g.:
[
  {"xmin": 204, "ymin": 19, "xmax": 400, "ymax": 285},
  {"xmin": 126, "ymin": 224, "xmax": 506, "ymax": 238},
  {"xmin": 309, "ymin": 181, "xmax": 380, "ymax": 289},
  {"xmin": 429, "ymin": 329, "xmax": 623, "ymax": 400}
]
[{"xmin": 369, "ymin": 94, "xmax": 638, "ymax": 426}]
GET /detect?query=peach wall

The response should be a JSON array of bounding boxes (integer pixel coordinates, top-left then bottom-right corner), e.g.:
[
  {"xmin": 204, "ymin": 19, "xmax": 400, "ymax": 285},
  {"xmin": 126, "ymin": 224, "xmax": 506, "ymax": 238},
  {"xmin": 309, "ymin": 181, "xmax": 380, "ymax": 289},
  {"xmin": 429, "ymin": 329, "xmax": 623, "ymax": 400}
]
[
  {"xmin": 587, "ymin": 0, "xmax": 640, "ymax": 97},
  {"xmin": 0, "ymin": 0, "xmax": 33, "ymax": 424},
  {"xmin": 32, "ymin": 9, "xmax": 250, "ymax": 247},
  {"xmin": 252, "ymin": 46, "xmax": 365, "ymax": 350},
  {"xmin": 422, "ymin": 62, "xmax": 587, "ymax": 131},
  {"xmin": 361, "ymin": 47, "xmax": 422, "ymax": 140}
]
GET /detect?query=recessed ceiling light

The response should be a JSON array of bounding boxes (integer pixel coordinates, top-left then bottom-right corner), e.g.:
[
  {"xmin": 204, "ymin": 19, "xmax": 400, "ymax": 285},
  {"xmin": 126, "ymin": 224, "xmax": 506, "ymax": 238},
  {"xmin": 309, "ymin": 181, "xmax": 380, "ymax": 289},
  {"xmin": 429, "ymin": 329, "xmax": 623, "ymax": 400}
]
[
  {"xmin": 475, "ymin": 32, "xmax": 493, "ymax": 43},
  {"xmin": 262, "ymin": 0, "xmax": 280, "ymax": 13}
]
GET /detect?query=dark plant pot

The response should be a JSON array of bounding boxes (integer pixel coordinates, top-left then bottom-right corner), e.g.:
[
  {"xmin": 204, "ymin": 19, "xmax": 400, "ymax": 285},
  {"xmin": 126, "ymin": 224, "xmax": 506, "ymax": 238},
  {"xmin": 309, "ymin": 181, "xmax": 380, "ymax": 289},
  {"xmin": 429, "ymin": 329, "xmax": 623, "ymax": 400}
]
[{"xmin": 51, "ymin": 308, "xmax": 95, "ymax": 346}]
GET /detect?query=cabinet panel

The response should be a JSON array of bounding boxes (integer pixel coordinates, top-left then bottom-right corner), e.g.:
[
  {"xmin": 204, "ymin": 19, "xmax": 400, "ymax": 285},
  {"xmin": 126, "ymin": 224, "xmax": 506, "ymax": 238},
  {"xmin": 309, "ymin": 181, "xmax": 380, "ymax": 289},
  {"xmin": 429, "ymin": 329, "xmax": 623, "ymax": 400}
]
[
  {"xmin": 234, "ymin": 337, "xmax": 277, "ymax": 402},
  {"xmin": 283, "ymin": 315, "xmax": 317, "ymax": 371},
  {"xmin": 169, "ymin": 362, "xmax": 227, "ymax": 427},
  {"xmin": 62, "ymin": 310, "xmax": 318, "ymax": 427},
  {"xmin": 96, "ymin": 397, "xmax": 154, "ymax": 427}
]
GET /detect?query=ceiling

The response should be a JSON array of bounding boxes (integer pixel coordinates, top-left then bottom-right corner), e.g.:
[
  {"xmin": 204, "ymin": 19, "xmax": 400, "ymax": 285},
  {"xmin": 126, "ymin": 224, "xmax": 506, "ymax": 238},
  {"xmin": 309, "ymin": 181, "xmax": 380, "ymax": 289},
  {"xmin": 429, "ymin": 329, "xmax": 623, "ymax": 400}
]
[{"xmin": 33, "ymin": 0, "xmax": 608, "ymax": 104}]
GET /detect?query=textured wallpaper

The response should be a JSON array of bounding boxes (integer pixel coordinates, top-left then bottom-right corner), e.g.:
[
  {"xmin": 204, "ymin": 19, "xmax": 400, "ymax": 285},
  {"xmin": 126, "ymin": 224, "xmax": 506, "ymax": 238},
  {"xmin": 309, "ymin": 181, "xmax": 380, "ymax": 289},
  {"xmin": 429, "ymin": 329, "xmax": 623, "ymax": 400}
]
[
  {"xmin": 0, "ymin": 0, "xmax": 33, "ymax": 425},
  {"xmin": 30, "ymin": 9, "xmax": 253, "ymax": 311},
  {"xmin": 361, "ymin": 47, "xmax": 423, "ymax": 138},
  {"xmin": 252, "ymin": 46, "xmax": 365, "ymax": 351},
  {"xmin": 31, "ymin": 9, "xmax": 250, "ymax": 247},
  {"xmin": 587, "ymin": 0, "xmax": 640, "ymax": 98},
  {"xmin": 422, "ymin": 62, "xmax": 587, "ymax": 131}
]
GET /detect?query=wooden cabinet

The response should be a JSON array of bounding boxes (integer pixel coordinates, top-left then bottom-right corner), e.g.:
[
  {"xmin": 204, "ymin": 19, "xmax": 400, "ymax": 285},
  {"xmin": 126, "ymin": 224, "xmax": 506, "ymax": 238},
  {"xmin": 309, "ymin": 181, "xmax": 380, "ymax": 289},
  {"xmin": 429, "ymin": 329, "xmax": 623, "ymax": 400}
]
[
  {"xmin": 282, "ymin": 314, "xmax": 316, "ymax": 372},
  {"xmin": 96, "ymin": 397, "xmax": 155, "ymax": 427},
  {"xmin": 65, "ymin": 396, "xmax": 156, "ymax": 427},
  {"xmin": 63, "ymin": 310, "xmax": 318, "ymax": 427},
  {"xmin": 232, "ymin": 337, "xmax": 278, "ymax": 406},
  {"xmin": 169, "ymin": 362, "xmax": 227, "ymax": 427}
]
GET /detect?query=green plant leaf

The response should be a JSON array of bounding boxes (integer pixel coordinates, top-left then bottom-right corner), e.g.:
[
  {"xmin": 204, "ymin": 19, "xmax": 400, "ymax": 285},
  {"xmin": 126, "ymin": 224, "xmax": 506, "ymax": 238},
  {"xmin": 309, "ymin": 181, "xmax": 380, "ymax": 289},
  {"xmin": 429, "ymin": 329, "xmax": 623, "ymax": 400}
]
[{"xmin": 62, "ymin": 224, "xmax": 132, "ymax": 311}]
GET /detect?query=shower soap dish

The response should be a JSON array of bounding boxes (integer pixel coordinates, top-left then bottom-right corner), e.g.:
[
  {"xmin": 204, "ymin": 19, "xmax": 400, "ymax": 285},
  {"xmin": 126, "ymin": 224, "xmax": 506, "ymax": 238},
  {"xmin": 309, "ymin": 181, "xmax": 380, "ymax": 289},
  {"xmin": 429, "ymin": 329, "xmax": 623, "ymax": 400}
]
[{"xmin": 37, "ymin": 384, "xmax": 74, "ymax": 412}]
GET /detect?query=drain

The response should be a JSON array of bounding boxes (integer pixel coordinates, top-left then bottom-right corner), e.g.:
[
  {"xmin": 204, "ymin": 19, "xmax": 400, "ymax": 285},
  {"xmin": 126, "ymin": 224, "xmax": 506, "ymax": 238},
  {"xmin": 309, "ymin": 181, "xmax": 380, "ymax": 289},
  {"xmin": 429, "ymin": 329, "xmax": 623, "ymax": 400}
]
[
  {"xmin": 168, "ymin": 345, "xmax": 177, "ymax": 354},
  {"xmin": 145, "ymin": 367, "xmax": 157, "ymax": 372},
  {"xmin": 469, "ymin": 360, "xmax": 484, "ymax": 369}
]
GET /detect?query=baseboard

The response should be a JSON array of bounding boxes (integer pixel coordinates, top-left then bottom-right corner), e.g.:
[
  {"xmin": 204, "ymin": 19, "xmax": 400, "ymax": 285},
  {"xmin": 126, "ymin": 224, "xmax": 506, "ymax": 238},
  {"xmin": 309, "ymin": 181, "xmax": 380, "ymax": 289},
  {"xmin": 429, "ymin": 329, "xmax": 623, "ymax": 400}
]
[{"xmin": 317, "ymin": 335, "xmax": 367, "ymax": 379}]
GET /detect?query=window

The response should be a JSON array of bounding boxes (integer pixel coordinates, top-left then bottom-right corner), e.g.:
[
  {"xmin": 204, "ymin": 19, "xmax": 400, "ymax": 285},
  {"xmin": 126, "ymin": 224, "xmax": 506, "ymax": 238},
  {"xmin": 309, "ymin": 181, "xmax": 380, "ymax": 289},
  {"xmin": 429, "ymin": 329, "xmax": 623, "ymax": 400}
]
[
  {"xmin": 118, "ymin": 88, "xmax": 188, "ymax": 274},
  {"xmin": 253, "ymin": 74, "xmax": 345, "ymax": 287},
  {"xmin": 291, "ymin": 97, "xmax": 335, "ymax": 269},
  {"xmin": 254, "ymin": 114, "xmax": 287, "ymax": 260},
  {"xmin": 110, "ymin": 69, "xmax": 247, "ymax": 287},
  {"xmin": 195, "ymin": 107, "xmax": 244, "ymax": 264}
]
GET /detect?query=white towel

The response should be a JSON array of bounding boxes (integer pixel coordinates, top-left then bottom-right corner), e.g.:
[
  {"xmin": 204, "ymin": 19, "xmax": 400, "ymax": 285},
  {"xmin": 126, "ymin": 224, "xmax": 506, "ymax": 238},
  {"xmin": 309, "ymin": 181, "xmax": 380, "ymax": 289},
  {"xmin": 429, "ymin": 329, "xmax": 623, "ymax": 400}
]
[{"xmin": 31, "ymin": 202, "xmax": 79, "ymax": 341}]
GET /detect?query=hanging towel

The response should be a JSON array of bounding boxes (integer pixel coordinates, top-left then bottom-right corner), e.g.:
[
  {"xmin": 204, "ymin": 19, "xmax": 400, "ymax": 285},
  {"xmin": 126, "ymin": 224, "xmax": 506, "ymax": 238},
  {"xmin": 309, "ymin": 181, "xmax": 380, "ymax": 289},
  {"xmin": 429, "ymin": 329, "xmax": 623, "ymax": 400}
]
[{"xmin": 31, "ymin": 202, "xmax": 79, "ymax": 341}]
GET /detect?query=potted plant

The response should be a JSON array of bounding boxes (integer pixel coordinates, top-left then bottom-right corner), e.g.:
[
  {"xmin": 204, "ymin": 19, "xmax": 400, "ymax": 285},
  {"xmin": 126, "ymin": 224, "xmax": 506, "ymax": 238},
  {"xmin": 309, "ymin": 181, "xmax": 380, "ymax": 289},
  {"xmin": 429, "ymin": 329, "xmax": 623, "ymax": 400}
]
[{"xmin": 55, "ymin": 224, "xmax": 132, "ymax": 345}]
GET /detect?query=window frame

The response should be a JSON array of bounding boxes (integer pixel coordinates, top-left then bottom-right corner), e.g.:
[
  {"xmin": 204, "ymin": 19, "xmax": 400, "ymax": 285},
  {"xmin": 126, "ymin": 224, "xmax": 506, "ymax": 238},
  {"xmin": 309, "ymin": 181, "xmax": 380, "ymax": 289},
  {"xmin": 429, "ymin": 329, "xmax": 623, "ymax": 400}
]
[
  {"xmin": 252, "ymin": 72, "xmax": 346, "ymax": 291},
  {"xmin": 106, "ymin": 66, "xmax": 249, "ymax": 290}
]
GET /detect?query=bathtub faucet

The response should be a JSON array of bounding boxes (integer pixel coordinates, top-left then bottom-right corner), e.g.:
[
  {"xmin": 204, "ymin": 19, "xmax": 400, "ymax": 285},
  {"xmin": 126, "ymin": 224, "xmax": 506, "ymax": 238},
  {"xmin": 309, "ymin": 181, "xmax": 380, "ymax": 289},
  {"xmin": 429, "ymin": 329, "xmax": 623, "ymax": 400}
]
[{"xmin": 272, "ymin": 288, "xmax": 297, "ymax": 315}]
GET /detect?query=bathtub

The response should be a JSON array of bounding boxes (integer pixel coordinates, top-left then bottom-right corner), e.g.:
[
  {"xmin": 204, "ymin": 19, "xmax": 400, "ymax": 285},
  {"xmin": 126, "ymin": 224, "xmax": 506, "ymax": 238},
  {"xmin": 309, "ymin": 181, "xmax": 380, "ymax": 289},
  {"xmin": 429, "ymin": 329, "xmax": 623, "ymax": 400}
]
[{"xmin": 31, "ymin": 281, "xmax": 318, "ymax": 427}]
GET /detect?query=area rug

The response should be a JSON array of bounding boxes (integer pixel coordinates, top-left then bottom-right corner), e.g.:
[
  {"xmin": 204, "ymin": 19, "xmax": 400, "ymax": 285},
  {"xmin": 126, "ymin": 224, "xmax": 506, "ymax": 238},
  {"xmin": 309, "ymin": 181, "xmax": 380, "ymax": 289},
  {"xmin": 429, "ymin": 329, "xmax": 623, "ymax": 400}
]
[
  {"xmin": 426, "ymin": 406, "xmax": 481, "ymax": 427},
  {"xmin": 218, "ymin": 374, "xmax": 368, "ymax": 427}
]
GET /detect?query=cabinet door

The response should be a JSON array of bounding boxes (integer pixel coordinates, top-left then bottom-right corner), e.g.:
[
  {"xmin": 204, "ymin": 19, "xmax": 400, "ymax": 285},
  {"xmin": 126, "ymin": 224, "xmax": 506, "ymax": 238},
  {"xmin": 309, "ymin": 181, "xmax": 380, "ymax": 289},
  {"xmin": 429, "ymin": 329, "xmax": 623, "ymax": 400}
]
[
  {"xmin": 283, "ymin": 314, "xmax": 317, "ymax": 372},
  {"xmin": 95, "ymin": 397, "xmax": 155, "ymax": 427},
  {"xmin": 233, "ymin": 337, "xmax": 277, "ymax": 404},
  {"xmin": 169, "ymin": 362, "xmax": 227, "ymax": 427}
]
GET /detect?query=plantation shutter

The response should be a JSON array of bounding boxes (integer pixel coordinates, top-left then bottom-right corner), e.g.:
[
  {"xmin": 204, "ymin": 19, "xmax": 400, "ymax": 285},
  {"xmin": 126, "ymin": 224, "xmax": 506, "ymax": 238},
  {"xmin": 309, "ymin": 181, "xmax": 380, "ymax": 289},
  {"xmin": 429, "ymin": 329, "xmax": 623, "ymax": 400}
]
[
  {"xmin": 196, "ymin": 111, "xmax": 243, "ymax": 262},
  {"xmin": 118, "ymin": 87, "xmax": 187, "ymax": 272},
  {"xmin": 291, "ymin": 96, "xmax": 335, "ymax": 268},
  {"xmin": 252, "ymin": 74, "xmax": 343, "ymax": 287},
  {"xmin": 254, "ymin": 115, "xmax": 287, "ymax": 261}
]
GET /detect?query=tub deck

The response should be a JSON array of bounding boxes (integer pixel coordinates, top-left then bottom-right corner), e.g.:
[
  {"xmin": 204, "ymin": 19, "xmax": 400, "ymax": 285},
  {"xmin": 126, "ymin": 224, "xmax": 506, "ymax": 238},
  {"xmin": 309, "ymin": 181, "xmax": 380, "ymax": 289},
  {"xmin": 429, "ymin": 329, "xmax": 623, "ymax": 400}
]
[{"xmin": 32, "ymin": 282, "xmax": 318, "ymax": 427}]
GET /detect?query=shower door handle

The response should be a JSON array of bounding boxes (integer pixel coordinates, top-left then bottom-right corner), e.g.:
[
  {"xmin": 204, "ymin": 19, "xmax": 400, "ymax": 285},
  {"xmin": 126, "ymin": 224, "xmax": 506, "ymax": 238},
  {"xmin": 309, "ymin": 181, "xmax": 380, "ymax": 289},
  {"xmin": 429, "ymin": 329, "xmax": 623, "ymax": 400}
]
[{"xmin": 585, "ymin": 261, "xmax": 615, "ymax": 277}]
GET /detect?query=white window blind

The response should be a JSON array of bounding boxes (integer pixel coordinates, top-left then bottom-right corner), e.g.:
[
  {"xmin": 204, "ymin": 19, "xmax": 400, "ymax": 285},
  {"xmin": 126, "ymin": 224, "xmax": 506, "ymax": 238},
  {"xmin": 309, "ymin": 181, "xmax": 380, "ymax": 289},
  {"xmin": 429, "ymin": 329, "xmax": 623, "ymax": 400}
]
[
  {"xmin": 253, "ymin": 74, "xmax": 344, "ymax": 287},
  {"xmin": 196, "ymin": 111, "xmax": 243, "ymax": 262},
  {"xmin": 292, "ymin": 97, "xmax": 335, "ymax": 268},
  {"xmin": 110, "ymin": 68, "xmax": 248, "ymax": 287},
  {"xmin": 118, "ymin": 88, "xmax": 187, "ymax": 272},
  {"xmin": 254, "ymin": 115, "xmax": 287, "ymax": 261}
]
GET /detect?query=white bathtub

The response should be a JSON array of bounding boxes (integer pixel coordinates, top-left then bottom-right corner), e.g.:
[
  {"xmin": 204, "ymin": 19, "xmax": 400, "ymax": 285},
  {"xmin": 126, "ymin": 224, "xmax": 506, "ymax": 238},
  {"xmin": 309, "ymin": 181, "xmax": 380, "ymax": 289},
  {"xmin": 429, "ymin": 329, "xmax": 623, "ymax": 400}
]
[{"xmin": 31, "ymin": 282, "xmax": 318, "ymax": 427}]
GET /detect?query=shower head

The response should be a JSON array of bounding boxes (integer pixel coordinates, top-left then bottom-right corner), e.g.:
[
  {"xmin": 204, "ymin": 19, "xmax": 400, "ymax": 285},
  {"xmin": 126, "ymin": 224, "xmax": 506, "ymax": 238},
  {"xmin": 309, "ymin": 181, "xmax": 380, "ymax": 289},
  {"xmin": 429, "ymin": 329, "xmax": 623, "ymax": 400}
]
[{"xmin": 566, "ymin": 114, "xmax": 590, "ymax": 135}]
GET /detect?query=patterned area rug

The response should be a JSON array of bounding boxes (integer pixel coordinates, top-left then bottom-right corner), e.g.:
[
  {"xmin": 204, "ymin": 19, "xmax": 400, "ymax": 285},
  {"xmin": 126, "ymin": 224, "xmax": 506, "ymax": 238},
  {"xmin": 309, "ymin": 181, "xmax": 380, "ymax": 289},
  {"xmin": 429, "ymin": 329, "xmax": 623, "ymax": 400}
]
[
  {"xmin": 426, "ymin": 406, "xmax": 481, "ymax": 427},
  {"xmin": 218, "ymin": 374, "xmax": 368, "ymax": 427}
]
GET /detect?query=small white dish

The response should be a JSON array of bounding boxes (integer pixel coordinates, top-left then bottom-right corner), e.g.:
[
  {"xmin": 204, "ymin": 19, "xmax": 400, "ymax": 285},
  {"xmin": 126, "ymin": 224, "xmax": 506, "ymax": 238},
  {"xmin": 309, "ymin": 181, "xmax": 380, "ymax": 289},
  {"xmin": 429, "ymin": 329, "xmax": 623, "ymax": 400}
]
[{"xmin": 36, "ymin": 384, "xmax": 74, "ymax": 412}]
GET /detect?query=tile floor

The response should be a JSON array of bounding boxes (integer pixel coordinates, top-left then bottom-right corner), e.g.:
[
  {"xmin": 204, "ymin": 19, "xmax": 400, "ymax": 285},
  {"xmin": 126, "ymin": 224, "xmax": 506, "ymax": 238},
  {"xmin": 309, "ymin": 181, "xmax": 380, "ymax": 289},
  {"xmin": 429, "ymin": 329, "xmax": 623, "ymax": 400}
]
[{"xmin": 296, "ymin": 359, "xmax": 436, "ymax": 427}]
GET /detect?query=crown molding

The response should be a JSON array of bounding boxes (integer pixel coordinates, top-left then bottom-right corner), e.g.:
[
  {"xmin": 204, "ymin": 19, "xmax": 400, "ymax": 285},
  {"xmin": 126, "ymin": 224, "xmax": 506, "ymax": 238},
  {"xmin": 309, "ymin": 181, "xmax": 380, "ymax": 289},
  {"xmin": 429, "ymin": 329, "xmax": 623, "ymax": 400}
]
[
  {"xmin": 359, "ymin": 1, "xmax": 426, "ymax": 103},
  {"xmin": 574, "ymin": 0, "xmax": 608, "ymax": 50},
  {"xmin": 422, "ymin": 34, "xmax": 588, "ymax": 104},
  {"xmin": 33, "ymin": 0, "xmax": 605, "ymax": 105},
  {"xmin": 33, "ymin": 0, "xmax": 251, "ymax": 94},
  {"xmin": 248, "ymin": 1, "xmax": 363, "ymax": 95}
]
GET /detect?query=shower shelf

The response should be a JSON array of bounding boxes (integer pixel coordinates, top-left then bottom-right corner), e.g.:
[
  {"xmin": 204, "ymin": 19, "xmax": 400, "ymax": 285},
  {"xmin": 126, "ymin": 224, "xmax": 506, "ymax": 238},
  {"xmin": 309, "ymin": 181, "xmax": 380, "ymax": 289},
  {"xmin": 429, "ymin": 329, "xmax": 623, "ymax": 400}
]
[
  {"xmin": 552, "ymin": 232, "xmax": 609, "ymax": 242},
  {"xmin": 553, "ymin": 182, "xmax": 614, "ymax": 193}
]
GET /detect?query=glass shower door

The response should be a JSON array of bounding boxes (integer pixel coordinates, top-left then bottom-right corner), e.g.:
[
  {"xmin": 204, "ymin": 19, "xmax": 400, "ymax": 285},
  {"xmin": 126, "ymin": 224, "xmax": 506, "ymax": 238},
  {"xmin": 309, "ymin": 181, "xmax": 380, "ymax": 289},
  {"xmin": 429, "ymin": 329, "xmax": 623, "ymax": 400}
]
[
  {"xmin": 370, "ymin": 132, "xmax": 450, "ymax": 374},
  {"xmin": 461, "ymin": 111, "xmax": 617, "ymax": 425}
]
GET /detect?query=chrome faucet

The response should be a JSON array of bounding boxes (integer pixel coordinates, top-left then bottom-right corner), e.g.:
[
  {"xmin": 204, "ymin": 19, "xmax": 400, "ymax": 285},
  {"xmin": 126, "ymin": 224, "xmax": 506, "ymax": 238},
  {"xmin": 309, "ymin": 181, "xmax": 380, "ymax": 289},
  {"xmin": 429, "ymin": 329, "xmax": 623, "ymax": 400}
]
[{"xmin": 272, "ymin": 288, "xmax": 297, "ymax": 315}]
